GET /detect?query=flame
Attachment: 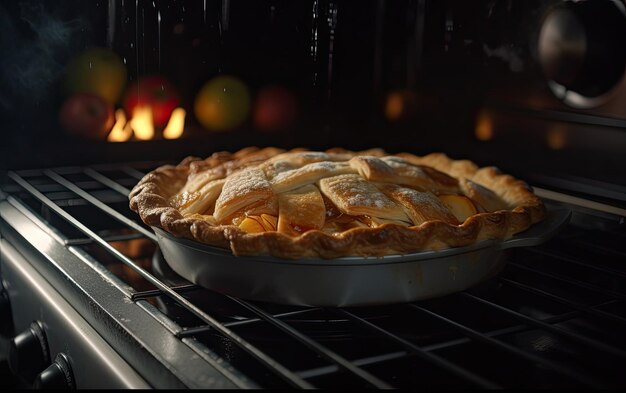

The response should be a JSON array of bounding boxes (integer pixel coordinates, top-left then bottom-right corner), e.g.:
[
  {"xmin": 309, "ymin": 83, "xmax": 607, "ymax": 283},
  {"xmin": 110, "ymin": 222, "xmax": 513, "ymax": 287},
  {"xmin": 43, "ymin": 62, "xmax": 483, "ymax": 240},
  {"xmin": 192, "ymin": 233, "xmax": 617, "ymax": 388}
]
[
  {"xmin": 475, "ymin": 111, "xmax": 494, "ymax": 141},
  {"xmin": 107, "ymin": 106, "xmax": 185, "ymax": 142},
  {"xmin": 130, "ymin": 106, "xmax": 154, "ymax": 140},
  {"xmin": 107, "ymin": 110, "xmax": 133, "ymax": 142},
  {"xmin": 163, "ymin": 108, "xmax": 186, "ymax": 139}
]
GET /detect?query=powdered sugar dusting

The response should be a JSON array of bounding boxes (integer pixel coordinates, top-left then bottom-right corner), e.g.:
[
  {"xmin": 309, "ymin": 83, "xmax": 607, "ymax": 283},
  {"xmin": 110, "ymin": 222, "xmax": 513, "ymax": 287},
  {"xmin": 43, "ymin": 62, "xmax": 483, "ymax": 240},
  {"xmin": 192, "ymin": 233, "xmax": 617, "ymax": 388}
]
[
  {"xmin": 394, "ymin": 187, "xmax": 439, "ymax": 206},
  {"xmin": 296, "ymin": 152, "xmax": 331, "ymax": 161},
  {"xmin": 217, "ymin": 167, "xmax": 271, "ymax": 206},
  {"xmin": 272, "ymin": 161, "xmax": 351, "ymax": 190},
  {"xmin": 290, "ymin": 151, "xmax": 353, "ymax": 165},
  {"xmin": 382, "ymin": 156, "xmax": 427, "ymax": 177},
  {"xmin": 381, "ymin": 156, "xmax": 409, "ymax": 167},
  {"xmin": 263, "ymin": 160, "xmax": 295, "ymax": 179},
  {"xmin": 321, "ymin": 174, "xmax": 395, "ymax": 209}
]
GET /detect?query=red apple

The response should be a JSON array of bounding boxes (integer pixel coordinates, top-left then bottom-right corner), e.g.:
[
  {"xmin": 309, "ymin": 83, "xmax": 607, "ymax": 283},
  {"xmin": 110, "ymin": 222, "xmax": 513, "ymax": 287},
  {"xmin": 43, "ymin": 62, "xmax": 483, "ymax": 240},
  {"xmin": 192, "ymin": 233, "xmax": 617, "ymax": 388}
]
[
  {"xmin": 59, "ymin": 93, "xmax": 114, "ymax": 140},
  {"xmin": 253, "ymin": 86, "xmax": 298, "ymax": 131},
  {"xmin": 123, "ymin": 75, "xmax": 179, "ymax": 127}
]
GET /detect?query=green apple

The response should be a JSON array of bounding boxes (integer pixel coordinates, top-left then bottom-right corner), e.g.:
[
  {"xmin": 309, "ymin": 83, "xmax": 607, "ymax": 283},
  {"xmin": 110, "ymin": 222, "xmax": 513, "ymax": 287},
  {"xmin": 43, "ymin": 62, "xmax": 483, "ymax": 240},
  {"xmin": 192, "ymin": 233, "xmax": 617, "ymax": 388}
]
[{"xmin": 64, "ymin": 47, "xmax": 128, "ymax": 105}]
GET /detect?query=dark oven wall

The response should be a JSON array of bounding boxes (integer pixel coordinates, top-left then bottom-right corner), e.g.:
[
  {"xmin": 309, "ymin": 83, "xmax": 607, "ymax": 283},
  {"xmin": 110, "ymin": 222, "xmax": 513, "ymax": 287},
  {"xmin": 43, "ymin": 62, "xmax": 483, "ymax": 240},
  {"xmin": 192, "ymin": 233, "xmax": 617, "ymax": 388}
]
[{"xmin": 1, "ymin": 0, "xmax": 625, "ymax": 186}]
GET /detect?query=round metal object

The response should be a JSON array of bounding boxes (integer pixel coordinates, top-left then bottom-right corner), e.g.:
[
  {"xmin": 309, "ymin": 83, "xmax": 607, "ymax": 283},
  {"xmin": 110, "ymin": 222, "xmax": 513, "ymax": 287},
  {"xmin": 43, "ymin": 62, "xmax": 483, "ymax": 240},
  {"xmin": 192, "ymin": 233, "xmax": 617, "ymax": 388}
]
[
  {"xmin": 538, "ymin": 0, "xmax": 626, "ymax": 108},
  {"xmin": 154, "ymin": 209, "xmax": 571, "ymax": 307},
  {"xmin": 8, "ymin": 321, "xmax": 50, "ymax": 383},
  {"xmin": 34, "ymin": 353, "xmax": 75, "ymax": 390}
]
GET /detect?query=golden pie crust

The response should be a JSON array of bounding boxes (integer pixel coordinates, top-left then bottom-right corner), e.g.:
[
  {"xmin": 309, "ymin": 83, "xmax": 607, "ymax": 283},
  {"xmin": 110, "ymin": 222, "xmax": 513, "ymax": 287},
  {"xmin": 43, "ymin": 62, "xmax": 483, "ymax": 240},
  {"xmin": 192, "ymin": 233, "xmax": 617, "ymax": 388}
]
[{"xmin": 129, "ymin": 147, "xmax": 546, "ymax": 259}]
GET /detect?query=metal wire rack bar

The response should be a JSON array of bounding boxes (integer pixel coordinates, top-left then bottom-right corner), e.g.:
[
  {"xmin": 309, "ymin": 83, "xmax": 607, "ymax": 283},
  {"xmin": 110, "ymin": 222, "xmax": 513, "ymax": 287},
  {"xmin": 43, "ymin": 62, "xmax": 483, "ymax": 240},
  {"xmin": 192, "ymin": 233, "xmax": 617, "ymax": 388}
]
[
  {"xmin": 296, "ymin": 307, "xmax": 587, "ymax": 380},
  {"xmin": 522, "ymin": 247, "xmax": 626, "ymax": 279},
  {"xmin": 175, "ymin": 308, "xmax": 323, "ymax": 338},
  {"xmin": 336, "ymin": 309, "xmax": 501, "ymax": 388},
  {"xmin": 228, "ymin": 297, "xmax": 393, "ymax": 389},
  {"xmin": 44, "ymin": 169, "xmax": 158, "ymax": 242},
  {"xmin": 221, "ymin": 307, "xmax": 322, "ymax": 329},
  {"xmin": 508, "ymin": 261, "xmax": 626, "ymax": 301},
  {"xmin": 83, "ymin": 167, "xmax": 134, "ymax": 196},
  {"xmin": 500, "ymin": 277, "xmax": 626, "ymax": 325},
  {"xmin": 296, "ymin": 351, "xmax": 409, "ymax": 379},
  {"xmin": 7, "ymin": 171, "xmax": 313, "ymax": 389},
  {"xmin": 573, "ymin": 239, "xmax": 626, "ymax": 258},
  {"xmin": 419, "ymin": 308, "xmax": 578, "ymax": 352},
  {"xmin": 64, "ymin": 232, "xmax": 146, "ymax": 246},
  {"xmin": 122, "ymin": 166, "xmax": 150, "ymax": 180},
  {"xmin": 135, "ymin": 283, "xmax": 198, "ymax": 297},
  {"xmin": 460, "ymin": 292, "xmax": 626, "ymax": 359},
  {"xmin": 408, "ymin": 304, "xmax": 604, "ymax": 387}
]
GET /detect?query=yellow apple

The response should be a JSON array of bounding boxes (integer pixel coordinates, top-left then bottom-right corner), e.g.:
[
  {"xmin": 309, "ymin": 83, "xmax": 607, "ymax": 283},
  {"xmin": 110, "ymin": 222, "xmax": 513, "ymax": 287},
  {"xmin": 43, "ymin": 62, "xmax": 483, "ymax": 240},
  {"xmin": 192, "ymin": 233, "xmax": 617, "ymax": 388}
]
[
  {"xmin": 64, "ymin": 47, "xmax": 128, "ymax": 105},
  {"xmin": 194, "ymin": 75, "xmax": 251, "ymax": 131},
  {"xmin": 438, "ymin": 195, "xmax": 478, "ymax": 223},
  {"xmin": 239, "ymin": 214, "xmax": 277, "ymax": 233}
]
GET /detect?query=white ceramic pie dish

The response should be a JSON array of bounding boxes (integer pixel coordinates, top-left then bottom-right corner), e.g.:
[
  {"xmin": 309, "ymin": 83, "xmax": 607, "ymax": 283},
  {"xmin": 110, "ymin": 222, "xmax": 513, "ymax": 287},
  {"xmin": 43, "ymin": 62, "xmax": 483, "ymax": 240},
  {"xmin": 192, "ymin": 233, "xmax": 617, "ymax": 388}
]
[{"xmin": 153, "ymin": 208, "xmax": 570, "ymax": 307}]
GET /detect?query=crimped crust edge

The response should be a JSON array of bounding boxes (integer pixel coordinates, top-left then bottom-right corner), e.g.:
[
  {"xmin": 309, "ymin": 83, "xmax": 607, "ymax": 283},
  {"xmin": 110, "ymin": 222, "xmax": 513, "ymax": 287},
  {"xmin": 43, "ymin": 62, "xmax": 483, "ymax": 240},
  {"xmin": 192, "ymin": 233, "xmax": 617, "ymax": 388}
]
[{"xmin": 129, "ymin": 147, "xmax": 546, "ymax": 259}]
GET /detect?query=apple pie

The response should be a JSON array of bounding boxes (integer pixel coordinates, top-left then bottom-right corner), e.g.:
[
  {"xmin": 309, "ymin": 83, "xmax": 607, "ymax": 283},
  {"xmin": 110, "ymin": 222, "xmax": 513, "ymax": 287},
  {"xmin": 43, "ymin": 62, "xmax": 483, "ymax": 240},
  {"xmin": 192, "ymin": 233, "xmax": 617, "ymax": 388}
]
[{"xmin": 129, "ymin": 147, "xmax": 546, "ymax": 259}]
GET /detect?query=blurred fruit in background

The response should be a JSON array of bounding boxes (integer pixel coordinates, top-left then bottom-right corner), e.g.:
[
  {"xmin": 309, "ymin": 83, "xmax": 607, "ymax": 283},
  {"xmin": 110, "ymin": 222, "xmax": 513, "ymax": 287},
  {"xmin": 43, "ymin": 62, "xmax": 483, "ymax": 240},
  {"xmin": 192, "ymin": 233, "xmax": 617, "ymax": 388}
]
[
  {"xmin": 59, "ymin": 92, "xmax": 114, "ymax": 140},
  {"xmin": 384, "ymin": 90, "xmax": 418, "ymax": 122},
  {"xmin": 194, "ymin": 75, "xmax": 251, "ymax": 132},
  {"xmin": 64, "ymin": 47, "xmax": 128, "ymax": 105},
  {"xmin": 253, "ymin": 86, "xmax": 298, "ymax": 132},
  {"xmin": 123, "ymin": 75, "xmax": 180, "ymax": 127}
]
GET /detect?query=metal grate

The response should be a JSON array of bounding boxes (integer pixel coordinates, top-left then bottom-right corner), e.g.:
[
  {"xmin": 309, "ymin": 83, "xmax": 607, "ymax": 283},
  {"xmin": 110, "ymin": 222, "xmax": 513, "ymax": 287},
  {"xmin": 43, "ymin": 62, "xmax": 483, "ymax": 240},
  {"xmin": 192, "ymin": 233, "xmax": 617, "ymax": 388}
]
[{"xmin": 1, "ymin": 162, "xmax": 625, "ymax": 389}]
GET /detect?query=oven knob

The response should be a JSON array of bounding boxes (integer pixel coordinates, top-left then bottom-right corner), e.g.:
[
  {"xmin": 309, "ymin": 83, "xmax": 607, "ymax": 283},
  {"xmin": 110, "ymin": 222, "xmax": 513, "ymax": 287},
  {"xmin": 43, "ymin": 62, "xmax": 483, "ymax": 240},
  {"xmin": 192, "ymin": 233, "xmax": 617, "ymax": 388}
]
[
  {"xmin": 8, "ymin": 321, "xmax": 51, "ymax": 383},
  {"xmin": 34, "ymin": 353, "xmax": 75, "ymax": 390},
  {"xmin": 538, "ymin": 0, "xmax": 626, "ymax": 107}
]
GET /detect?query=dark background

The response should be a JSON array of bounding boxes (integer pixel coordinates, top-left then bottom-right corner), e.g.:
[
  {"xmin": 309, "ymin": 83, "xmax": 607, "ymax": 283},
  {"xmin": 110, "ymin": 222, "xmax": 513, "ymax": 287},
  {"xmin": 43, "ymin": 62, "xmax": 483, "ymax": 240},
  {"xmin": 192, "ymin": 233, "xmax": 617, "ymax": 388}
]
[{"xmin": 1, "ymin": 0, "xmax": 625, "ymax": 187}]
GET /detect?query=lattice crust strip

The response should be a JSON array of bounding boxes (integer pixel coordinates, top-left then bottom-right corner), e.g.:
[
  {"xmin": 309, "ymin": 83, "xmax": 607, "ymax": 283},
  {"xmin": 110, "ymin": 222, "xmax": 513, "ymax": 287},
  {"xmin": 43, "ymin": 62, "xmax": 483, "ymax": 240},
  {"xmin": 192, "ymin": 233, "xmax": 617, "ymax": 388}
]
[{"xmin": 129, "ymin": 147, "xmax": 546, "ymax": 259}]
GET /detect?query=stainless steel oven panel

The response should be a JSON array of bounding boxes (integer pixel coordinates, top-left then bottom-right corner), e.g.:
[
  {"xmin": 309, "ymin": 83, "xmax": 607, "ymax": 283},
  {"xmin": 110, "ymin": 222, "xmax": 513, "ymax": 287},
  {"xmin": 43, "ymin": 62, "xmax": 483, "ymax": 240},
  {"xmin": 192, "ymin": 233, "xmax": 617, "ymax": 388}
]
[
  {"xmin": 1, "ymin": 240, "xmax": 149, "ymax": 389},
  {"xmin": 0, "ymin": 199, "xmax": 245, "ymax": 389}
]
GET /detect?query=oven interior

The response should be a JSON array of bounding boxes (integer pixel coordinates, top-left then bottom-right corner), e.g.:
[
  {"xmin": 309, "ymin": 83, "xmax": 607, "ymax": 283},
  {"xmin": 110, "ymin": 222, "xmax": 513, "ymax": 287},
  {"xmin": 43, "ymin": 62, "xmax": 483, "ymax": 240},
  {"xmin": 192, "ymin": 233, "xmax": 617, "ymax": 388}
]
[
  {"xmin": 1, "ymin": 161, "xmax": 625, "ymax": 388},
  {"xmin": 1, "ymin": 0, "xmax": 626, "ymax": 389}
]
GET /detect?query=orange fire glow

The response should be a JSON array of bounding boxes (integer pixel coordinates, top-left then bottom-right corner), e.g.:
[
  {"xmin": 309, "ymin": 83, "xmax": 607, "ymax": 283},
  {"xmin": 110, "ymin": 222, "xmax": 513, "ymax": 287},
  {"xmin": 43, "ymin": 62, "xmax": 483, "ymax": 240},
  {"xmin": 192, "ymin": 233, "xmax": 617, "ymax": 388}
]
[
  {"xmin": 107, "ymin": 109, "xmax": 132, "ymax": 142},
  {"xmin": 547, "ymin": 125, "xmax": 567, "ymax": 150},
  {"xmin": 475, "ymin": 111, "xmax": 494, "ymax": 141},
  {"xmin": 130, "ymin": 107, "xmax": 154, "ymax": 140},
  {"xmin": 163, "ymin": 108, "xmax": 186, "ymax": 139},
  {"xmin": 107, "ymin": 107, "xmax": 185, "ymax": 142}
]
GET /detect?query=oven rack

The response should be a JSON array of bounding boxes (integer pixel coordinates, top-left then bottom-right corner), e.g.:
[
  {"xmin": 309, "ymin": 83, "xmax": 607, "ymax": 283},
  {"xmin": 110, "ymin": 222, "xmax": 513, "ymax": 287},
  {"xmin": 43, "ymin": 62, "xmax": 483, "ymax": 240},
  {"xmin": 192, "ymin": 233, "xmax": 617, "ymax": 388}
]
[{"xmin": 1, "ymin": 162, "xmax": 625, "ymax": 389}]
